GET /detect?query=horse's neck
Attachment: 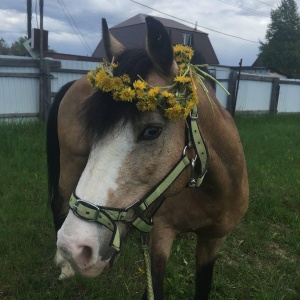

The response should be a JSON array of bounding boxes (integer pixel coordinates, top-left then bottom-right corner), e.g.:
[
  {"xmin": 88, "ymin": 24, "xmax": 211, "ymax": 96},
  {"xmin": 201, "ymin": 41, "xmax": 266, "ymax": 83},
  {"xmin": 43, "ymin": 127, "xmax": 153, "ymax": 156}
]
[{"xmin": 197, "ymin": 86, "xmax": 245, "ymax": 189}]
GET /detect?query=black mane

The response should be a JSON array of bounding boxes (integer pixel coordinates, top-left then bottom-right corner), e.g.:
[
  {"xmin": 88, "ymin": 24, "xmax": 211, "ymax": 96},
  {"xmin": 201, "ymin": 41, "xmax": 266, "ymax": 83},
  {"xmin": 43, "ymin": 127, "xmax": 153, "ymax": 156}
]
[{"xmin": 80, "ymin": 48, "xmax": 153, "ymax": 144}]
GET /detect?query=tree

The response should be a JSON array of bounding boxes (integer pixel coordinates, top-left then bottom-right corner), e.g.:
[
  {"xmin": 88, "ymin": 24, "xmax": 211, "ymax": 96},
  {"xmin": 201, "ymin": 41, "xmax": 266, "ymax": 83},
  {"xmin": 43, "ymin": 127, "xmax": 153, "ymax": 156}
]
[
  {"xmin": 0, "ymin": 38, "xmax": 10, "ymax": 55},
  {"xmin": 10, "ymin": 36, "xmax": 29, "ymax": 56},
  {"xmin": 259, "ymin": 0, "xmax": 300, "ymax": 78},
  {"xmin": 0, "ymin": 36, "xmax": 56, "ymax": 56}
]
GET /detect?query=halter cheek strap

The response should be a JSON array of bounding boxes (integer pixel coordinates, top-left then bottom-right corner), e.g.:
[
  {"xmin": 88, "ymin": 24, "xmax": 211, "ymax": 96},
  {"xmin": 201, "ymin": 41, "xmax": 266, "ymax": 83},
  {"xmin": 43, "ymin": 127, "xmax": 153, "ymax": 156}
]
[
  {"xmin": 188, "ymin": 106, "xmax": 208, "ymax": 187},
  {"xmin": 68, "ymin": 106, "xmax": 208, "ymax": 251}
]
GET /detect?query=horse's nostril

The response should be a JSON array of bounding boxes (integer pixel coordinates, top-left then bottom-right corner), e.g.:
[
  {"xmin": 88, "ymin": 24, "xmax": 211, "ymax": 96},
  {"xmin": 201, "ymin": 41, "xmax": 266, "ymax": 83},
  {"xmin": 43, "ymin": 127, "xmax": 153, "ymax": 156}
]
[{"xmin": 80, "ymin": 246, "xmax": 93, "ymax": 267}]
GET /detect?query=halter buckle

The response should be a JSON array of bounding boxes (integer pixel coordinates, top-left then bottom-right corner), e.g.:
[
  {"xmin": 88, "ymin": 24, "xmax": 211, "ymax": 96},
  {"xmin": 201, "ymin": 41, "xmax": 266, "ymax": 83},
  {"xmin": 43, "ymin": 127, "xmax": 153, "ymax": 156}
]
[
  {"xmin": 189, "ymin": 110, "xmax": 198, "ymax": 120},
  {"xmin": 73, "ymin": 199, "xmax": 101, "ymax": 222}
]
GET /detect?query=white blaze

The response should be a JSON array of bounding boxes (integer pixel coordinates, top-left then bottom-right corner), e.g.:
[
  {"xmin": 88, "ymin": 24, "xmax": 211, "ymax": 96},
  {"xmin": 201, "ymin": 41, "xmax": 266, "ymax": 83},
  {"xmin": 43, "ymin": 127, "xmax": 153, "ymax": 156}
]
[{"xmin": 76, "ymin": 122, "xmax": 134, "ymax": 205}]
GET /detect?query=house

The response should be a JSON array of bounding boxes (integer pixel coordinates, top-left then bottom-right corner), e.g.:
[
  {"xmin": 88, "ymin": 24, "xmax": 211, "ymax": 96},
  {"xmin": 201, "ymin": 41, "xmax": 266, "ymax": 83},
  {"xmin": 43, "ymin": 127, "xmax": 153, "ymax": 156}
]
[{"xmin": 92, "ymin": 14, "xmax": 219, "ymax": 65}]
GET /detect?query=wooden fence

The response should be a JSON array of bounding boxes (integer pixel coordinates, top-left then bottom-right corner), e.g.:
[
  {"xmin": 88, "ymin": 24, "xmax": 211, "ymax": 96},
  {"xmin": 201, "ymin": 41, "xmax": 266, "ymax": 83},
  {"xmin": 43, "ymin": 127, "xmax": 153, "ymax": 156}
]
[{"xmin": 0, "ymin": 56, "xmax": 299, "ymax": 121}]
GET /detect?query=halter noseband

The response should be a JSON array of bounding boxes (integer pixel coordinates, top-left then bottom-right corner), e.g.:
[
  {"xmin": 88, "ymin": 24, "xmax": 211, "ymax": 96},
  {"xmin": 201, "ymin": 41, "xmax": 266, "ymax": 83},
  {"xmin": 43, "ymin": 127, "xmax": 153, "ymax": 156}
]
[{"xmin": 69, "ymin": 106, "xmax": 208, "ymax": 251}]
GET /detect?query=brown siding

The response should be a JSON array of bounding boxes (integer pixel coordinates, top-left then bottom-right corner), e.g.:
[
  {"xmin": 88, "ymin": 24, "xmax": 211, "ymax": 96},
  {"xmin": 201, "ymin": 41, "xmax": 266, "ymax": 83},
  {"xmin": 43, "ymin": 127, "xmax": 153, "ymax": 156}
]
[
  {"xmin": 93, "ymin": 24, "xmax": 147, "ymax": 58},
  {"xmin": 193, "ymin": 33, "xmax": 219, "ymax": 64}
]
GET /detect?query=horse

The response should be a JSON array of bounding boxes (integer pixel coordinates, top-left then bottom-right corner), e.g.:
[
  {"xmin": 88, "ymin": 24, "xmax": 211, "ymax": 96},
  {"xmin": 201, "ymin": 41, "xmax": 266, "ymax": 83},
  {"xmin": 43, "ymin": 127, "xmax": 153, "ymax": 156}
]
[{"xmin": 46, "ymin": 16, "xmax": 249, "ymax": 300}]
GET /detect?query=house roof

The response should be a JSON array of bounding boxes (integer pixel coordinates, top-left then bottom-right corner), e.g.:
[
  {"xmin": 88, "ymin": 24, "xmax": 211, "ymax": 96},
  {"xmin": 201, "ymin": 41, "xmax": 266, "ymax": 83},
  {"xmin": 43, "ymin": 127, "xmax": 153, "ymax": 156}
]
[
  {"xmin": 92, "ymin": 14, "xmax": 218, "ymax": 64},
  {"xmin": 252, "ymin": 54, "xmax": 288, "ymax": 77},
  {"xmin": 113, "ymin": 13, "xmax": 205, "ymax": 33},
  {"xmin": 252, "ymin": 55, "xmax": 264, "ymax": 67}
]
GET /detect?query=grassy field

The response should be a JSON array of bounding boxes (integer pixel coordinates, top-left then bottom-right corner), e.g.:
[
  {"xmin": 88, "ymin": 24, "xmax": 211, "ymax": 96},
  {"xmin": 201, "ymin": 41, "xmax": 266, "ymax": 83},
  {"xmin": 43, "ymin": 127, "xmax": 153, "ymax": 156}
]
[{"xmin": 0, "ymin": 115, "xmax": 299, "ymax": 299}]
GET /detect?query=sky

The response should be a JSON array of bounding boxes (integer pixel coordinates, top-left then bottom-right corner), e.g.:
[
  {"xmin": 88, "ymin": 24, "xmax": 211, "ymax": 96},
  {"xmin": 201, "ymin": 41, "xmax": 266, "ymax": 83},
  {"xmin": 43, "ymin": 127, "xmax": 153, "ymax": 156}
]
[{"xmin": 1, "ymin": 0, "xmax": 299, "ymax": 66}]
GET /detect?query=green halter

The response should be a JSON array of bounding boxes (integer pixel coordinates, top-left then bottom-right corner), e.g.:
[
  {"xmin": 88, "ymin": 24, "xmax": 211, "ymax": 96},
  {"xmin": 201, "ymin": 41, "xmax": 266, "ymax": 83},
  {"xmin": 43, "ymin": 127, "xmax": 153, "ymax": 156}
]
[{"xmin": 69, "ymin": 106, "xmax": 208, "ymax": 251}]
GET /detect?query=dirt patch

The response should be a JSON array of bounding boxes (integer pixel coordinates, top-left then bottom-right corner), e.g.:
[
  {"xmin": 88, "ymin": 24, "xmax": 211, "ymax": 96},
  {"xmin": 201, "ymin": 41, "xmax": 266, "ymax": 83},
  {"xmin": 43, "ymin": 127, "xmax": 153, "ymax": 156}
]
[{"xmin": 268, "ymin": 242, "xmax": 296, "ymax": 263}]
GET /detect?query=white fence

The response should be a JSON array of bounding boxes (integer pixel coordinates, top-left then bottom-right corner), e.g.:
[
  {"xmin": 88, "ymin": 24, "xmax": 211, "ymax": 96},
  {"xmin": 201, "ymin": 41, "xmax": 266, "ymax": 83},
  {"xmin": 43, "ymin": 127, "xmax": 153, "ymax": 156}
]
[
  {"xmin": 0, "ymin": 56, "xmax": 99, "ymax": 120},
  {"xmin": 209, "ymin": 66, "xmax": 300, "ymax": 115},
  {"xmin": 277, "ymin": 81, "xmax": 300, "ymax": 113},
  {"xmin": 0, "ymin": 56, "xmax": 299, "ymax": 120},
  {"xmin": 50, "ymin": 60, "xmax": 100, "ymax": 95}
]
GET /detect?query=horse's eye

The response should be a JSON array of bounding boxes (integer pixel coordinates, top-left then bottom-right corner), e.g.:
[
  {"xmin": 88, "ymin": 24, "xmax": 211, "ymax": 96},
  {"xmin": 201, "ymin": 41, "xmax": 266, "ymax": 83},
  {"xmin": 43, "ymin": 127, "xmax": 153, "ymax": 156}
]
[{"xmin": 139, "ymin": 126, "xmax": 162, "ymax": 140}]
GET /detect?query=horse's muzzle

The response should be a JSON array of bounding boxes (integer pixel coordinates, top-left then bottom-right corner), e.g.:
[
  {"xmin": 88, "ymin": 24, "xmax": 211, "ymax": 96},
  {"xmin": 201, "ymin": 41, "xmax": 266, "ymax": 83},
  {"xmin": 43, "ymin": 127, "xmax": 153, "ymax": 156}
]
[{"xmin": 56, "ymin": 229, "xmax": 112, "ymax": 278}]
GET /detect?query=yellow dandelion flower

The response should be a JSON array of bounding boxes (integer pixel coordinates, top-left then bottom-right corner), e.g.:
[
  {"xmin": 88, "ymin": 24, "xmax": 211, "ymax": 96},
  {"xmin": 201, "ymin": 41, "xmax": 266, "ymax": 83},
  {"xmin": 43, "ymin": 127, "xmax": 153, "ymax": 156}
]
[
  {"xmin": 136, "ymin": 99, "xmax": 156, "ymax": 111},
  {"xmin": 165, "ymin": 104, "xmax": 185, "ymax": 120},
  {"xmin": 148, "ymin": 87, "xmax": 160, "ymax": 98},
  {"xmin": 162, "ymin": 91, "xmax": 177, "ymax": 106},
  {"xmin": 95, "ymin": 76, "xmax": 114, "ymax": 92},
  {"xmin": 174, "ymin": 76, "xmax": 191, "ymax": 84},
  {"xmin": 173, "ymin": 44, "xmax": 187, "ymax": 53},
  {"xmin": 177, "ymin": 63, "xmax": 186, "ymax": 72},
  {"xmin": 121, "ymin": 74, "xmax": 131, "ymax": 84},
  {"xmin": 185, "ymin": 48, "xmax": 194, "ymax": 60},
  {"xmin": 148, "ymin": 96, "xmax": 158, "ymax": 110},
  {"xmin": 133, "ymin": 80, "xmax": 147, "ymax": 90},
  {"xmin": 173, "ymin": 45, "xmax": 194, "ymax": 63},
  {"xmin": 147, "ymin": 102, "xmax": 157, "ymax": 111},
  {"xmin": 113, "ymin": 91, "xmax": 121, "ymax": 101},
  {"xmin": 161, "ymin": 91, "xmax": 172, "ymax": 98},
  {"xmin": 95, "ymin": 69, "xmax": 109, "ymax": 85},
  {"xmin": 112, "ymin": 77, "xmax": 124, "ymax": 91},
  {"xmin": 119, "ymin": 87, "xmax": 135, "ymax": 102},
  {"xmin": 136, "ymin": 102, "xmax": 146, "ymax": 111},
  {"xmin": 136, "ymin": 89, "xmax": 145, "ymax": 100}
]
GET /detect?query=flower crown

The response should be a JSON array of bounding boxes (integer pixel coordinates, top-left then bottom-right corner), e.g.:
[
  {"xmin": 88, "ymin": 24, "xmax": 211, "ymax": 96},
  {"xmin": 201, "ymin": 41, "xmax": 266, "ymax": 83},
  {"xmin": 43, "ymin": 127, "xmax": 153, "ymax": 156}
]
[{"xmin": 87, "ymin": 45, "xmax": 228, "ymax": 120}]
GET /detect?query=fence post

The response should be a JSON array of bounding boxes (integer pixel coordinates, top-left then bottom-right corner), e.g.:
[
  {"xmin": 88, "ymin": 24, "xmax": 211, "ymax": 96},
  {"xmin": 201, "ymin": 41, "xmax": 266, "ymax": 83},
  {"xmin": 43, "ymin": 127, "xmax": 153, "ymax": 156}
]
[
  {"xmin": 43, "ymin": 59, "xmax": 52, "ymax": 120},
  {"xmin": 39, "ymin": 0, "xmax": 44, "ymax": 120},
  {"xmin": 270, "ymin": 77, "xmax": 280, "ymax": 114},
  {"xmin": 227, "ymin": 70, "xmax": 238, "ymax": 116}
]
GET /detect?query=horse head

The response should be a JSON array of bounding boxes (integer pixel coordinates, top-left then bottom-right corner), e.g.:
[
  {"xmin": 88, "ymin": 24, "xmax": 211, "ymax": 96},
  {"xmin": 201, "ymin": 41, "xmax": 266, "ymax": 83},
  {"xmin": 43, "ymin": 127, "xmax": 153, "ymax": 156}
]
[{"xmin": 55, "ymin": 17, "xmax": 193, "ymax": 278}]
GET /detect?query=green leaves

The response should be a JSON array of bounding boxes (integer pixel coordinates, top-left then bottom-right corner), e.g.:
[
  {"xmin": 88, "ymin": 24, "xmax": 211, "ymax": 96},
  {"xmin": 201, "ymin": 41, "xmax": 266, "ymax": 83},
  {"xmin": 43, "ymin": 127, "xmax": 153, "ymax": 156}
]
[{"xmin": 259, "ymin": 0, "xmax": 300, "ymax": 78}]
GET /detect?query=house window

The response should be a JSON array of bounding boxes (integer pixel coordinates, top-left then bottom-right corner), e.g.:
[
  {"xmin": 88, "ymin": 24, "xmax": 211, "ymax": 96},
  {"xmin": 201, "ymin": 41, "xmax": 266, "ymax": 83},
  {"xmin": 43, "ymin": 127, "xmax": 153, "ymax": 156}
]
[{"xmin": 182, "ymin": 33, "xmax": 193, "ymax": 46}]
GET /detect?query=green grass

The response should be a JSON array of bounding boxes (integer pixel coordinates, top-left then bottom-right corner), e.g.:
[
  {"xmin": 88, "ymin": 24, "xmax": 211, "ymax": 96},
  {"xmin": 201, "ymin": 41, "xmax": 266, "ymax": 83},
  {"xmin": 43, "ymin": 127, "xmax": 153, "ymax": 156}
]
[{"xmin": 0, "ymin": 115, "xmax": 299, "ymax": 299}]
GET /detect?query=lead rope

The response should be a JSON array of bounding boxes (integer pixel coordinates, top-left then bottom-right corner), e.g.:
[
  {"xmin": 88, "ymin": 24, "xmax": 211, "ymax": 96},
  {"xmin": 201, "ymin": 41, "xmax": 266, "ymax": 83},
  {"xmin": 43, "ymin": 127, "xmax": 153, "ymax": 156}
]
[{"xmin": 141, "ymin": 233, "xmax": 154, "ymax": 300}]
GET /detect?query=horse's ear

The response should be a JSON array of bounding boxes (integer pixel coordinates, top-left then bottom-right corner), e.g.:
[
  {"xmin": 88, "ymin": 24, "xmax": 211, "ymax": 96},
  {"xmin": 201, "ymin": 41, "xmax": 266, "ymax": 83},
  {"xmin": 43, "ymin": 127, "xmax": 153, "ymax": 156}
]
[
  {"xmin": 145, "ymin": 16, "xmax": 177, "ymax": 76},
  {"xmin": 102, "ymin": 18, "xmax": 125, "ymax": 61}
]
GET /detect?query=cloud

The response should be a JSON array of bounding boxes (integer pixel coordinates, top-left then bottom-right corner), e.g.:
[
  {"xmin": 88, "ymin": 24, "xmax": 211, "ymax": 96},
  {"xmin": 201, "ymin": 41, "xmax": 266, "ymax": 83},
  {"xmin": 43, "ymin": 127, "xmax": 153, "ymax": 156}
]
[
  {"xmin": 1, "ymin": 0, "xmax": 299, "ymax": 65},
  {"xmin": 1, "ymin": 10, "xmax": 24, "ymax": 28}
]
